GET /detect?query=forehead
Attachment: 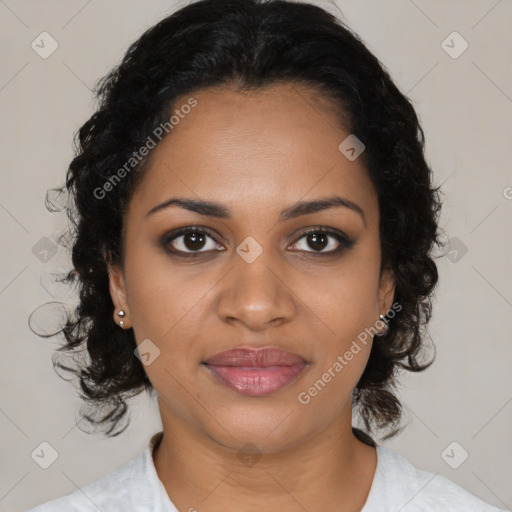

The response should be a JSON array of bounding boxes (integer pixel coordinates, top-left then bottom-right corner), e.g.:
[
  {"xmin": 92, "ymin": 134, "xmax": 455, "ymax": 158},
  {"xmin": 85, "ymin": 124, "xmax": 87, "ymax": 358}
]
[{"xmin": 127, "ymin": 83, "xmax": 378, "ymax": 222}]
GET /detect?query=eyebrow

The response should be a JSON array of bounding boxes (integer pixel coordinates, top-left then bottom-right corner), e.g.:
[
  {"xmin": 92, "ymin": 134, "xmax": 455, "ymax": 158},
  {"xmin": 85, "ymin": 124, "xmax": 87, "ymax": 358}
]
[{"xmin": 146, "ymin": 195, "xmax": 366, "ymax": 225}]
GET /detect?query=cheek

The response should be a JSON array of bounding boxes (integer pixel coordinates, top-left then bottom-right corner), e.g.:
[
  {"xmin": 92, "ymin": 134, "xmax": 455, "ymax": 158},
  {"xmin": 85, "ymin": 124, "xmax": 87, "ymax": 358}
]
[
  {"xmin": 123, "ymin": 240, "xmax": 199, "ymax": 336},
  {"xmin": 313, "ymin": 244, "xmax": 382, "ymax": 340},
  {"xmin": 122, "ymin": 244, "xmax": 223, "ymax": 388},
  {"xmin": 295, "ymin": 321, "xmax": 373, "ymax": 426}
]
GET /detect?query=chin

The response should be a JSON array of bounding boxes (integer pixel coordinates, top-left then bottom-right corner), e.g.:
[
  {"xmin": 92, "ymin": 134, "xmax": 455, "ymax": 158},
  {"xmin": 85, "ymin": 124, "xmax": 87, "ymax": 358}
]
[{"xmin": 201, "ymin": 403, "xmax": 310, "ymax": 454}]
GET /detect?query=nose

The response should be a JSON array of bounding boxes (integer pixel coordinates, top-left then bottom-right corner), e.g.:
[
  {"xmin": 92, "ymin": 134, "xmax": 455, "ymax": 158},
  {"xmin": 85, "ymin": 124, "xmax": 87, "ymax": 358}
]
[{"xmin": 216, "ymin": 248, "xmax": 297, "ymax": 332}]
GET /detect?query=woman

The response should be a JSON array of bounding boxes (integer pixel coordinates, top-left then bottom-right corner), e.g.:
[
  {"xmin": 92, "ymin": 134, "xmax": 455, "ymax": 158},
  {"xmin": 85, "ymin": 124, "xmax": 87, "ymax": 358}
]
[{"xmin": 27, "ymin": 0, "xmax": 505, "ymax": 510}]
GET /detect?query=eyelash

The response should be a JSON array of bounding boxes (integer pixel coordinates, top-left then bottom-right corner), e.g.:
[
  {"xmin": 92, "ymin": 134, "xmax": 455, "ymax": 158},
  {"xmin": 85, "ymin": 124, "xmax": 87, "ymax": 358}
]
[{"xmin": 161, "ymin": 226, "xmax": 355, "ymax": 259}]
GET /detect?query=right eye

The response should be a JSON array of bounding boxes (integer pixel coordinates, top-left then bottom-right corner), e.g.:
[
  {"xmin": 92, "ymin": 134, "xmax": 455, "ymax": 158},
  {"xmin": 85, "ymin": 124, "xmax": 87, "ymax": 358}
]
[{"xmin": 161, "ymin": 226, "xmax": 225, "ymax": 257}]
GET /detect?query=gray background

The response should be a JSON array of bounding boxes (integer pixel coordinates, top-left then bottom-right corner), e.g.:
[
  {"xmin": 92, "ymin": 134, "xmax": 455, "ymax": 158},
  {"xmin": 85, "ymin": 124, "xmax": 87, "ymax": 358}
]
[{"xmin": 0, "ymin": 0, "xmax": 511, "ymax": 510}]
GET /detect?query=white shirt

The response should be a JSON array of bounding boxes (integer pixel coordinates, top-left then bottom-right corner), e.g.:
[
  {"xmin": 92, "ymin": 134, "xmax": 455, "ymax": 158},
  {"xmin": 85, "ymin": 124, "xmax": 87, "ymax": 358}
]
[{"xmin": 27, "ymin": 431, "xmax": 506, "ymax": 511}]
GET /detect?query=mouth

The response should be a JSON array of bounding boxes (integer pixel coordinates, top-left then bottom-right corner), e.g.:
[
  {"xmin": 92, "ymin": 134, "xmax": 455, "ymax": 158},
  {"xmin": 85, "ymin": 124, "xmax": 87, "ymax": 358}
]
[{"xmin": 202, "ymin": 347, "xmax": 308, "ymax": 397}]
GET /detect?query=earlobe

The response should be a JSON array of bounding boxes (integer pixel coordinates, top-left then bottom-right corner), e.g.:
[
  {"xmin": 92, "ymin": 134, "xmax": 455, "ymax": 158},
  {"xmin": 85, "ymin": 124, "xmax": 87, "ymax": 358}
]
[{"xmin": 107, "ymin": 263, "xmax": 131, "ymax": 329}]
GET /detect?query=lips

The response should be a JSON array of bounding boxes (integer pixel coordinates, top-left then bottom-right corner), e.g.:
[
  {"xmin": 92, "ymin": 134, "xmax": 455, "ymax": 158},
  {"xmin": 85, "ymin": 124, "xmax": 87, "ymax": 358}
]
[
  {"xmin": 205, "ymin": 347, "xmax": 306, "ymax": 367},
  {"xmin": 203, "ymin": 347, "xmax": 307, "ymax": 397}
]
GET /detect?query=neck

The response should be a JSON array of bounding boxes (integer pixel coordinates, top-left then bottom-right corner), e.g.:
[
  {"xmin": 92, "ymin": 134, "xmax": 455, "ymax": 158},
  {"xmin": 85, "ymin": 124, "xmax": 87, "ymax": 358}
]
[{"xmin": 152, "ymin": 410, "xmax": 377, "ymax": 512}]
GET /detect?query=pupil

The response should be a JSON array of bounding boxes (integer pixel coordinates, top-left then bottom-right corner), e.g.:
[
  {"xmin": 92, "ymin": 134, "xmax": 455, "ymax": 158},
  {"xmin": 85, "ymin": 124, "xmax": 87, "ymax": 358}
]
[
  {"xmin": 308, "ymin": 233, "xmax": 327, "ymax": 251},
  {"xmin": 184, "ymin": 232, "xmax": 205, "ymax": 251}
]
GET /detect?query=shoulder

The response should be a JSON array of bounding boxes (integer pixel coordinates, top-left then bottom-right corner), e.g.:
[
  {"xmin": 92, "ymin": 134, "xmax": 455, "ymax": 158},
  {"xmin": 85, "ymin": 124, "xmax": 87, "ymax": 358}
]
[
  {"xmin": 25, "ymin": 431, "xmax": 172, "ymax": 511},
  {"xmin": 25, "ymin": 455, "xmax": 139, "ymax": 512},
  {"xmin": 364, "ymin": 445, "xmax": 507, "ymax": 512}
]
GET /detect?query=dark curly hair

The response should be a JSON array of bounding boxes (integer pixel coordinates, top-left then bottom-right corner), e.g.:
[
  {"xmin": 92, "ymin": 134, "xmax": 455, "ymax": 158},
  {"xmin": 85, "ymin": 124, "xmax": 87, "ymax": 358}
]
[{"xmin": 31, "ymin": 0, "xmax": 443, "ymax": 444}]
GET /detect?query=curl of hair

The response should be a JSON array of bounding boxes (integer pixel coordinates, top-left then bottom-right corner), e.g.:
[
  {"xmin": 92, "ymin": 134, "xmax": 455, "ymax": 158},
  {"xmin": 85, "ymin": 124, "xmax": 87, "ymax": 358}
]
[{"xmin": 33, "ymin": 0, "xmax": 443, "ymax": 442}]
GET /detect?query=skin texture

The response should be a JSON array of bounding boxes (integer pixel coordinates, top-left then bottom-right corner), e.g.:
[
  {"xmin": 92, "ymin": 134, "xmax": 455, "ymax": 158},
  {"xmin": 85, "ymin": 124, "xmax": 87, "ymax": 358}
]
[{"xmin": 108, "ymin": 83, "xmax": 395, "ymax": 512}]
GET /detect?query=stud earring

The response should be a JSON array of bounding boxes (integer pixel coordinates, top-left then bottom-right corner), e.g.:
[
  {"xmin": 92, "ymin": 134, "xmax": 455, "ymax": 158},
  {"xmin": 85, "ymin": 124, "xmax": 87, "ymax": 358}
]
[
  {"xmin": 117, "ymin": 310, "xmax": 126, "ymax": 328},
  {"xmin": 375, "ymin": 314, "xmax": 390, "ymax": 337}
]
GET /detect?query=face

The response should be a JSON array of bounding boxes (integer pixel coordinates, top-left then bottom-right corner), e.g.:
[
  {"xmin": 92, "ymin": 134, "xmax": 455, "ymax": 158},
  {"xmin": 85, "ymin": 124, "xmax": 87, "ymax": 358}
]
[{"xmin": 108, "ymin": 83, "xmax": 395, "ymax": 454}]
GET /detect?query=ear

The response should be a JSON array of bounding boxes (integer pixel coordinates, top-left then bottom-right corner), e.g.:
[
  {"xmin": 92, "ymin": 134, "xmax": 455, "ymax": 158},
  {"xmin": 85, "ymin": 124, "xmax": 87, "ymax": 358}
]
[
  {"xmin": 378, "ymin": 265, "xmax": 396, "ymax": 316},
  {"xmin": 107, "ymin": 262, "xmax": 132, "ymax": 329}
]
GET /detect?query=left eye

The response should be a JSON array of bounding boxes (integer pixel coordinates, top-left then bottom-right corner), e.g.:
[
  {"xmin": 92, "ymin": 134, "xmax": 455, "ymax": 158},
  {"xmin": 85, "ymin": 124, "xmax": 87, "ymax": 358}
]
[{"xmin": 290, "ymin": 228, "xmax": 352, "ymax": 254}]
